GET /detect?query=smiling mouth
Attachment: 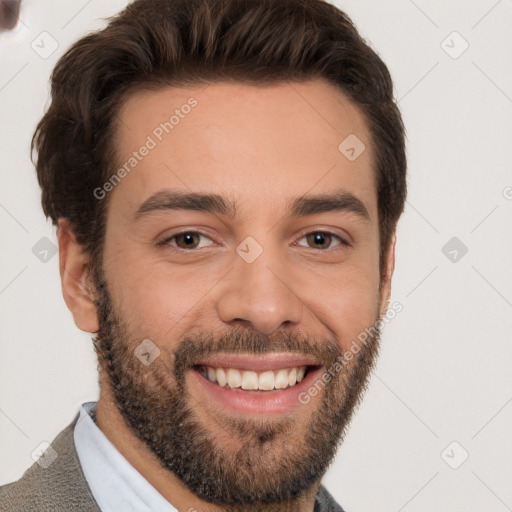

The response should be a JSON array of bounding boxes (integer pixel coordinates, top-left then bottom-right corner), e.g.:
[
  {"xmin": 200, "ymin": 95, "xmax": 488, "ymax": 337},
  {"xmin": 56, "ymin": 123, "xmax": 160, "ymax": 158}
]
[{"xmin": 195, "ymin": 365, "xmax": 316, "ymax": 392}]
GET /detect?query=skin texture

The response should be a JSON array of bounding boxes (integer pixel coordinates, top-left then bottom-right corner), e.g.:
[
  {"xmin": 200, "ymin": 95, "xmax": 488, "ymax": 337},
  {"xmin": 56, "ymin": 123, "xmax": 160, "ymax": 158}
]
[{"xmin": 58, "ymin": 79, "xmax": 396, "ymax": 512}]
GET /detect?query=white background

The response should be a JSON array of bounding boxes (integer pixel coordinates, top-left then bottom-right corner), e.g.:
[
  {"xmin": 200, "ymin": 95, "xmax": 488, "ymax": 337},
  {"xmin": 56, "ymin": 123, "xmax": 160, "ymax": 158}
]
[{"xmin": 1, "ymin": 1, "xmax": 512, "ymax": 511}]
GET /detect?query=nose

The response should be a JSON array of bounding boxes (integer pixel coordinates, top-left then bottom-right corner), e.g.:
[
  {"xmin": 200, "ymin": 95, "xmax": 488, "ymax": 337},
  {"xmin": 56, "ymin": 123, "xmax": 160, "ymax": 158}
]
[{"xmin": 215, "ymin": 243, "xmax": 304, "ymax": 336}]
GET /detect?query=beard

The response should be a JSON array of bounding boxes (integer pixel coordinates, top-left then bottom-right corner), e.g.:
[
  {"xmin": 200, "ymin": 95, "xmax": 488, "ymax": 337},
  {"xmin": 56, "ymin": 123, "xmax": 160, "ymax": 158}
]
[{"xmin": 90, "ymin": 266, "xmax": 382, "ymax": 512}]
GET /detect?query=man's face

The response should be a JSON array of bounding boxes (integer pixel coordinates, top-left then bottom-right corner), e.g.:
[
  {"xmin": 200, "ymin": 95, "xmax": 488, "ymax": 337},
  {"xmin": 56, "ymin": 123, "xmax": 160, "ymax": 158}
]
[{"xmin": 89, "ymin": 80, "xmax": 392, "ymax": 510}]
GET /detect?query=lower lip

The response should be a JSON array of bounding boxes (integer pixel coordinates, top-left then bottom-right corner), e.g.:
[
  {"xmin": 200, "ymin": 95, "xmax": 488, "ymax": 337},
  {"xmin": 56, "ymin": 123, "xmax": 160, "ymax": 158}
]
[{"xmin": 189, "ymin": 366, "xmax": 323, "ymax": 415}]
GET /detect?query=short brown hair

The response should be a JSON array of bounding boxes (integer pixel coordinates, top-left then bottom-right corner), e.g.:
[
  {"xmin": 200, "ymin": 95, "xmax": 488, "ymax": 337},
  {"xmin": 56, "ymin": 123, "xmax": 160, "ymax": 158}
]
[{"xmin": 33, "ymin": 0, "xmax": 406, "ymax": 273}]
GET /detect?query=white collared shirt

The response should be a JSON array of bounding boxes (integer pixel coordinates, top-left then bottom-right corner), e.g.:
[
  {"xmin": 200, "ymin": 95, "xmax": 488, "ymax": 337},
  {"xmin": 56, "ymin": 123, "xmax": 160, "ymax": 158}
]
[{"xmin": 74, "ymin": 401, "xmax": 178, "ymax": 512}]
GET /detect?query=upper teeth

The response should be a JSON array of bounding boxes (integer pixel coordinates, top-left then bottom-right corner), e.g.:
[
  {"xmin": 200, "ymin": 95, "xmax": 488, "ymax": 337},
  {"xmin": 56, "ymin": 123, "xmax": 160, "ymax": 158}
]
[{"xmin": 199, "ymin": 366, "xmax": 307, "ymax": 391}]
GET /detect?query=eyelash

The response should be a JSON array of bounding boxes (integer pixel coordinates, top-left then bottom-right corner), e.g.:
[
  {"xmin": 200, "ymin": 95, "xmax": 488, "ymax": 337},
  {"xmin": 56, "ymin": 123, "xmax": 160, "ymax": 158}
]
[{"xmin": 157, "ymin": 230, "xmax": 351, "ymax": 253}]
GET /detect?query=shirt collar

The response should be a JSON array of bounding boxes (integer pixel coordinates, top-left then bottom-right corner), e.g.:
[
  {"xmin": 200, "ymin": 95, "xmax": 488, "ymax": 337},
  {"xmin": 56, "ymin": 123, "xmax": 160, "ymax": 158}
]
[{"xmin": 73, "ymin": 401, "xmax": 178, "ymax": 512}]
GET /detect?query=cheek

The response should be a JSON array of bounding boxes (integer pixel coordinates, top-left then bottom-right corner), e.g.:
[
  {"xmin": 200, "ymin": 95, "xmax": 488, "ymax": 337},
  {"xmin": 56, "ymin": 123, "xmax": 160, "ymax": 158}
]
[
  {"xmin": 103, "ymin": 248, "xmax": 205, "ymax": 339},
  {"xmin": 336, "ymin": 287, "xmax": 380, "ymax": 349},
  {"xmin": 328, "ymin": 290, "xmax": 379, "ymax": 350},
  {"xmin": 296, "ymin": 262, "xmax": 381, "ymax": 351},
  {"xmin": 124, "ymin": 277, "xmax": 205, "ymax": 340}
]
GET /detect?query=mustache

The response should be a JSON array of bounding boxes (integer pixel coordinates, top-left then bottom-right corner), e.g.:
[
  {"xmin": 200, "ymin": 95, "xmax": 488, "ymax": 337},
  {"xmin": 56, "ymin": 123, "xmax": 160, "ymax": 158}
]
[{"xmin": 171, "ymin": 325, "xmax": 343, "ymax": 381}]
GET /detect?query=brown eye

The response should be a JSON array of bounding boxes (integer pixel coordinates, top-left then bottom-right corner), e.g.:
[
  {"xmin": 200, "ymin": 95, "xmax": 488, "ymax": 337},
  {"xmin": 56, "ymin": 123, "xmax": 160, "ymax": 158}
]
[
  {"xmin": 174, "ymin": 232, "xmax": 201, "ymax": 249},
  {"xmin": 158, "ymin": 231, "xmax": 215, "ymax": 252},
  {"xmin": 297, "ymin": 231, "xmax": 349, "ymax": 250}
]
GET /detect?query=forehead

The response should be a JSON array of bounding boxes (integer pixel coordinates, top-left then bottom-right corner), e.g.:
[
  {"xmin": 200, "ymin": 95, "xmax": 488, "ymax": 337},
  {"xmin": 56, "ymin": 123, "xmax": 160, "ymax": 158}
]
[{"xmin": 109, "ymin": 79, "xmax": 377, "ymax": 223}]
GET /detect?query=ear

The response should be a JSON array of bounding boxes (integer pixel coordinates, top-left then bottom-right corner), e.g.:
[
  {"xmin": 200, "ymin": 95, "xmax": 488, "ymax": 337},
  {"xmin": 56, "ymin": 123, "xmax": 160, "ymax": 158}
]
[
  {"xmin": 378, "ymin": 229, "xmax": 397, "ymax": 318},
  {"xmin": 57, "ymin": 218, "xmax": 99, "ymax": 333}
]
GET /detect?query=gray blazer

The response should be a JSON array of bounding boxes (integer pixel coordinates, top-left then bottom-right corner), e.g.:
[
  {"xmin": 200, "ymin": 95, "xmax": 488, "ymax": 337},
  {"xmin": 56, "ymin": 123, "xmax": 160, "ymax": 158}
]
[{"xmin": 0, "ymin": 414, "xmax": 345, "ymax": 511}]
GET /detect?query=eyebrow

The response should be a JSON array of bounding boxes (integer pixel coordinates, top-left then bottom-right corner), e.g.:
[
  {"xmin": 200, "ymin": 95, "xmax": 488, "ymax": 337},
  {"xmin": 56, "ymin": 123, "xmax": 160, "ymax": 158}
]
[{"xmin": 134, "ymin": 188, "xmax": 370, "ymax": 222}]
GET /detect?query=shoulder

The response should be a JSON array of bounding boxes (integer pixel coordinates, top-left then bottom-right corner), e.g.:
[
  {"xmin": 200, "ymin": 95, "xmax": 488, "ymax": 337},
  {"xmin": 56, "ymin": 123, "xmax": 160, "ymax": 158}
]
[
  {"xmin": 0, "ymin": 414, "xmax": 100, "ymax": 512},
  {"xmin": 315, "ymin": 483, "xmax": 347, "ymax": 512}
]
